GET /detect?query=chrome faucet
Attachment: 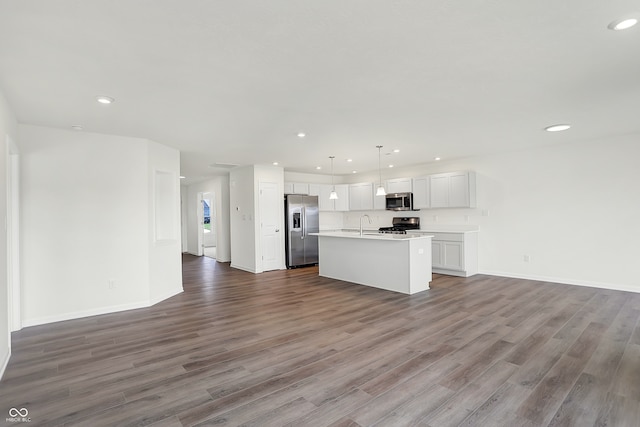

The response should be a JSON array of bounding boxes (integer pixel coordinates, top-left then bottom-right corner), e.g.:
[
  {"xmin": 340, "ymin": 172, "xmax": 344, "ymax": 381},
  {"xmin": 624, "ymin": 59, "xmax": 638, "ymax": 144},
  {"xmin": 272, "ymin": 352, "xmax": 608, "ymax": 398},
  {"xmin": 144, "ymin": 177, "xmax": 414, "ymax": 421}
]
[{"xmin": 360, "ymin": 214, "xmax": 372, "ymax": 236}]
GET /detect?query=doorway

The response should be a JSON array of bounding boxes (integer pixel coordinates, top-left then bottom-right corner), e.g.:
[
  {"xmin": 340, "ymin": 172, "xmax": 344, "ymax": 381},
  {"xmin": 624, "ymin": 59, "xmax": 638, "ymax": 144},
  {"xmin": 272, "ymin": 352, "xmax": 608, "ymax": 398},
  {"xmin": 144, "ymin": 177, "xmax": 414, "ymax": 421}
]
[{"xmin": 200, "ymin": 192, "xmax": 216, "ymax": 259}]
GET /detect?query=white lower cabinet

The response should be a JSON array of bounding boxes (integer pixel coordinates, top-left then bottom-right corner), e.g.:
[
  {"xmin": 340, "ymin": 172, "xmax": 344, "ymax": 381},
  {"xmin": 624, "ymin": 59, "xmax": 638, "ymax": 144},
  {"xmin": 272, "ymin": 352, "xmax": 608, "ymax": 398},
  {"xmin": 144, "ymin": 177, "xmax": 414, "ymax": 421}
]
[
  {"xmin": 432, "ymin": 241, "xmax": 463, "ymax": 270},
  {"xmin": 425, "ymin": 231, "xmax": 478, "ymax": 277}
]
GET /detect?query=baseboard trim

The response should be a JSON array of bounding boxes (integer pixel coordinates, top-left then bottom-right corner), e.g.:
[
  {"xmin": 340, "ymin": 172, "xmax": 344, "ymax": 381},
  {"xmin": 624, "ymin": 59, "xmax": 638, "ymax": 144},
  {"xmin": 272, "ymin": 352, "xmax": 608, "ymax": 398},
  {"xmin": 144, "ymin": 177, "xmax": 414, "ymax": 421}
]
[
  {"xmin": 230, "ymin": 264, "xmax": 257, "ymax": 274},
  {"xmin": 433, "ymin": 268, "xmax": 468, "ymax": 277},
  {"xmin": 480, "ymin": 270, "xmax": 640, "ymax": 294},
  {"xmin": 149, "ymin": 287, "xmax": 183, "ymax": 306},
  {"xmin": 22, "ymin": 300, "xmax": 151, "ymax": 328}
]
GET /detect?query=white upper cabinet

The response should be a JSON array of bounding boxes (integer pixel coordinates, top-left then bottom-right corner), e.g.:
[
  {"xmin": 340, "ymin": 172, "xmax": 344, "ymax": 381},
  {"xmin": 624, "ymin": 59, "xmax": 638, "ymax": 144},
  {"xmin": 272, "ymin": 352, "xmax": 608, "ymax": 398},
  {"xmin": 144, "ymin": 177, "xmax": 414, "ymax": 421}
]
[
  {"xmin": 373, "ymin": 191, "xmax": 386, "ymax": 210},
  {"xmin": 311, "ymin": 184, "xmax": 350, "ymax": 211},
  {"xmin": 284, "ymin": 182, "xmax": 309, "ymax": 194},
  {"xmin": 429, "ymin": 171, "xmax": 476, "ymax": 208},
  {"xmin": 293, "ymin": 182, "xmax": 309, "ymax": 194},
  {"xmin": 385, "ymin": 177, "xmax": 412, "ymax": 193},
  {"xmin": 333, "ymin": 184, "xmax": 350, "ymax": 211},
  {"xmin": 412, "ymin": 177, "xmax": 430, "ymax": 209},
  {"xmin": 284, "ymin": 182, "xmax": 294, "ymax": 194},
  {"xmin": 289, "ymin": 170, "xmax": 476, "ymax": 211},
  {"xmin": 348, "ymin": 182, "xmax": 374, "ymax": 211},
  {"xmin": 311, "ymin": 184, "xmax": 336, "ymax": 211},
  {"xmin": 430, "ymin": 175, "xmax": 450, "ymax": 208}
]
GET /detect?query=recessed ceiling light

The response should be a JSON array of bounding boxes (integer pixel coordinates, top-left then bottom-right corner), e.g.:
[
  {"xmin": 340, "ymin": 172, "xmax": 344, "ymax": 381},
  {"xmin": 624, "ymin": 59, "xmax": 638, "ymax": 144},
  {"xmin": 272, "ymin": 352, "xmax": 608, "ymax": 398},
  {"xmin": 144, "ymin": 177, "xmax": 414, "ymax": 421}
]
[
  {"xmin": 608, "ymin": 18, "xmax": 638, "ymax": 31},
  {"xmin": 545, "ymin": 124, "xmax": 571, "ymax": 132},
  {"xmin": 272, "ymin": 162, "xmax": 279, "ymax": 166},
  {"xmin": 316, "ymin": 166, "xmax": 322, "ymax": 170},
  {"xmin": 393, "ymin": 149, "xmax": 400, "ymax": 153},
  {"xmin": 388, "ymin": 164, "xmax": 394, "ymax": 168},
  {"xmin": 434, "ymin": 157, "xmax": 441, "ymax": 161},
  {"xmin": 96, "ymin": 96, "xmax": 114, "ymax": 104},
  {"xmin": 297, "ymin": 132, "xmax": 306, "ymax": 138},
  {"xmin": 71, "ymin": 125, "xmax": 83, "ymax": 131},
  {"xmin": 346, "ymin": 159, "xmax": 353, "ymax": 162},
  {"xmin": 352, "ymin": 170, "xmax": 357, "ymax": 174},
  {"xmin": 179, "ymin": 176, "xmax": 186, "ymax": 179}
]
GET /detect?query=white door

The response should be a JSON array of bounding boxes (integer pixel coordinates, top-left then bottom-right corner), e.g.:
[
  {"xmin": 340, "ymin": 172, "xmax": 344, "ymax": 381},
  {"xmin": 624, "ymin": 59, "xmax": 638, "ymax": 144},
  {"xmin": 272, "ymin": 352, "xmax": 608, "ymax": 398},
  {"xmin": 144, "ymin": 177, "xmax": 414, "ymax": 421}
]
[{"xmin": 259, "ymin": 181, "xmax": 282, "ymax": 271}]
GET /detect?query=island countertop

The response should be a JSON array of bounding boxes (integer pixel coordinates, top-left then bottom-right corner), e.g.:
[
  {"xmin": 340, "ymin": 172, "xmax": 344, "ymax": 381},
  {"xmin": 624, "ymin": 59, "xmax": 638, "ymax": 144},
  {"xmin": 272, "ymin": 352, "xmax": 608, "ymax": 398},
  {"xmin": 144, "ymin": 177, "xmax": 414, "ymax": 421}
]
[{"xmin": 314, "ymin": 232, "xmax": 433, "ymax": 294}]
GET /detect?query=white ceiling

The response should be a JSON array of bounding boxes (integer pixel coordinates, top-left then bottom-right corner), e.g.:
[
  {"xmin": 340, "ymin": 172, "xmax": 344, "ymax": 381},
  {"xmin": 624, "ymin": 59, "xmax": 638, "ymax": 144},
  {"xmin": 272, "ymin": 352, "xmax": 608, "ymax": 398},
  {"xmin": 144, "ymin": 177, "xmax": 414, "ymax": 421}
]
[{"xmin": 1, "ymin": 1, "xmax": 639, "ymax": 183}]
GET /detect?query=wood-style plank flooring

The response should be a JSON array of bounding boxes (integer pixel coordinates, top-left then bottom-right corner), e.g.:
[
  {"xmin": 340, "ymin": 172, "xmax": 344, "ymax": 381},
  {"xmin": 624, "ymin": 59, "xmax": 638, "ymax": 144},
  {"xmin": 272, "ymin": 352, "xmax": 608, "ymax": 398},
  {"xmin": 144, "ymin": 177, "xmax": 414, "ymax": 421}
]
[{"xmin": 2, "ymin": 254, "xmax": 640, "ymax": 426}]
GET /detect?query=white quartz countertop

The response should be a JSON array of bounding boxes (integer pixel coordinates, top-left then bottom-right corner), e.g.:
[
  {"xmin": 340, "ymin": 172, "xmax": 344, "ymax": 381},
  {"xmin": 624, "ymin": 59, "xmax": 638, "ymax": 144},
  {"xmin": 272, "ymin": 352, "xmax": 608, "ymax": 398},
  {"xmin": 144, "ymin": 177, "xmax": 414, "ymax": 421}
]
[
  {"xmin": 322, "ymin": 226, "xmax": 479, "ymax": 234},
  {"xmin": 312, "ymin": 231, "xmax": 433, "ymax": 241},
  {"xmin": 414, "ymin": 229, "xmax": 479, "ymax": 234}
]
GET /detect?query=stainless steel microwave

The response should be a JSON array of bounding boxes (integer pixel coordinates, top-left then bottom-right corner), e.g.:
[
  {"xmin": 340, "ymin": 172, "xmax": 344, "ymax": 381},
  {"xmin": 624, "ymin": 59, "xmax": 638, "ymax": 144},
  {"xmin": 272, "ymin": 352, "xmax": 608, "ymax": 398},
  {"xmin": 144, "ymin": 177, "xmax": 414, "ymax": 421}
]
[{"xmin": 385, "ymin": 192, "xmax": 414, "ymax": 211}]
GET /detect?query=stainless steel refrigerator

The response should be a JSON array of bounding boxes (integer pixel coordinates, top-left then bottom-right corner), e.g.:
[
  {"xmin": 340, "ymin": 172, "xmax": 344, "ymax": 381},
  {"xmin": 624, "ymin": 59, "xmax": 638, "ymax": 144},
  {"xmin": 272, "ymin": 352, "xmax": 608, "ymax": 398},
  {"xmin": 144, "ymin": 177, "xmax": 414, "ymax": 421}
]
[{"xmin": 284, "ymin": 194, "xmax": 319, "ymax": 268}]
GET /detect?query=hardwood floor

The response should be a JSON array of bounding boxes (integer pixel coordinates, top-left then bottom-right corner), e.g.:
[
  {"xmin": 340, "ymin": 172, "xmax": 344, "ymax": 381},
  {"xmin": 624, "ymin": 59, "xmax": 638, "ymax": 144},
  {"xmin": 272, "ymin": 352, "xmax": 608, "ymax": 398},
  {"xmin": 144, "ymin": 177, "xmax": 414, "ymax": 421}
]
[{"xmin": 2, "ymin": 254, "xmax": 640, "ymax": 426}]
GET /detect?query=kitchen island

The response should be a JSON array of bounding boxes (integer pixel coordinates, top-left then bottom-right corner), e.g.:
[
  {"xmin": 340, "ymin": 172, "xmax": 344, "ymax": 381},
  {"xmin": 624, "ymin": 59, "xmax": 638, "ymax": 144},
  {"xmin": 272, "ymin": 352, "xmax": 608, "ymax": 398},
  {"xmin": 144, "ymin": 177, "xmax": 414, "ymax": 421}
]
[{"xmin": 313, "ymin": 231, "xmax": 433, "ymax": 294}]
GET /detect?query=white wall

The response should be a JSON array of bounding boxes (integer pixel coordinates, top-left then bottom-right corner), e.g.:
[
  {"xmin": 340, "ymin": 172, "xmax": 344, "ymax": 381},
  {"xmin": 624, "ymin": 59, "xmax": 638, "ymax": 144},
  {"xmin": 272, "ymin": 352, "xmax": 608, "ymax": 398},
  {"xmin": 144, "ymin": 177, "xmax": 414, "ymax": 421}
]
[
  {"xmin": 229, "ymin": 165, "xmax": 285, "ymax": 273},
  {"xmin": 284, "ymin": 171, "xmax": 345, "ymax": 185},
  {"xmin": 338, "ymin": 135, "xmax": 640, "ymax": 292},
  {"xmin": 147, "ymin": 140, "xmax": 183, "ymax": 305},
  {"xmin": 468, "ymin": 136, "xmax": 638, "ymax": 292},
  {"xmin": 180, "ymin": 185, "xmax": 189, "ymax": 252},
  {"xmin": 184, "ymin": 176, "xmax": 231, "ymax": 262},
  {"xmin": 230, "ymin": 166, "xmax": 256, "ymax": 272},
  {"xmin": 19, "ymin": 125, "xmax": 182, "ymax": 326},
  {"xmin": 0, "ymin": 90, "xmax": 18, "ymax": 379}
]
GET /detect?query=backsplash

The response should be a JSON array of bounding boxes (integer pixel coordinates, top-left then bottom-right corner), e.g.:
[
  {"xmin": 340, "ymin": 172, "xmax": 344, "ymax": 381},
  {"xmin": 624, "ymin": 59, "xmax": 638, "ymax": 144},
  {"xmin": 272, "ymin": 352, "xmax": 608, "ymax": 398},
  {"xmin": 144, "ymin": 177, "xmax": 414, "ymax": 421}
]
[{"xmin": 340, "ymin": 208, "xmax": 483, "ymax": 230}]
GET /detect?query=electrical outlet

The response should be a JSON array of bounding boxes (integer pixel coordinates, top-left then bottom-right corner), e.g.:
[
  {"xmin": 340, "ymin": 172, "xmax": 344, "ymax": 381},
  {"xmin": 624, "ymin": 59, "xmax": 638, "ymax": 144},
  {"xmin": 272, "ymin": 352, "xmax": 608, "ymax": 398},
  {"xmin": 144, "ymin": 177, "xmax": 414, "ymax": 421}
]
[
  {"xmin": 107, "ymin": 279, "xmax": 116, "ymax": 289},
  {"xmin": 523, "ymin": 255, "xmax": 530, "ymax": 262},
  {"xmin": 482, "ymin": 210, "xmax": 490, "ymax": 217}
]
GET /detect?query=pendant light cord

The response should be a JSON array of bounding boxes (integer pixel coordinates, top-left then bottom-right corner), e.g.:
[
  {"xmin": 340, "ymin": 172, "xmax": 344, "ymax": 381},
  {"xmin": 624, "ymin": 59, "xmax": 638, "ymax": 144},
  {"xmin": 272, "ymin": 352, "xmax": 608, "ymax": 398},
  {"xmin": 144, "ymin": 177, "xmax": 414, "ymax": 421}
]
[{"xmin": 330, "ymin": 156, "xmax": 335, "ymax": 190}]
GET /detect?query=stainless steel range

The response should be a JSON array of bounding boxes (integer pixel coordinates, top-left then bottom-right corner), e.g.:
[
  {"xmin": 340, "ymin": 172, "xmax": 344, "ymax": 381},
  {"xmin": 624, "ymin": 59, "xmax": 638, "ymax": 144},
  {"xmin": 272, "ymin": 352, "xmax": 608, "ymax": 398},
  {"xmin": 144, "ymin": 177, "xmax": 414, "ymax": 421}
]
[{"xmin": 379, "ymin": 217, "xmax": 420, "ymax": 234}]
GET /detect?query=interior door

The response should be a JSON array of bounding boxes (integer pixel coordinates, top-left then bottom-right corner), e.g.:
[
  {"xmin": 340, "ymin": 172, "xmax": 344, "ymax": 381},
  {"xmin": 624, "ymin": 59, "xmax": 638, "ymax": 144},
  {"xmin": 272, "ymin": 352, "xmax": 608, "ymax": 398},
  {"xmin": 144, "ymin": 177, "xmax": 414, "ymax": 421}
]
[{"xmin": 260, "ymin": 181, "xmax": 282, "ymax": 271}]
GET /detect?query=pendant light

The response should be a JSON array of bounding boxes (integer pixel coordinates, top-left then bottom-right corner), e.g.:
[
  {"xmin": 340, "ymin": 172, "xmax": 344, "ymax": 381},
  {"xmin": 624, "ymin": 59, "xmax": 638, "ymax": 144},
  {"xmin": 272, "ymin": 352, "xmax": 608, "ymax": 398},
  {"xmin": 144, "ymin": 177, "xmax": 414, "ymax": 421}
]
[
  {"xmin": 375, "ymin": 145, "xmax": 386, "ymax": 196},
  {"xmin": 329, "ymin": 156, "xmax": 338, "ymax": 200}
]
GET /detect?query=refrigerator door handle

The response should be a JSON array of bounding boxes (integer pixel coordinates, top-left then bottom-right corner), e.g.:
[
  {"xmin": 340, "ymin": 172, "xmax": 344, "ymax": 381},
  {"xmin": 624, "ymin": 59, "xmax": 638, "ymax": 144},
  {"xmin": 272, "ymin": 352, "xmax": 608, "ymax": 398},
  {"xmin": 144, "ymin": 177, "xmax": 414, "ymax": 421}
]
[{"xmin": 301, "ymin": 206, "xmax": 305, "ymax": 239}]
